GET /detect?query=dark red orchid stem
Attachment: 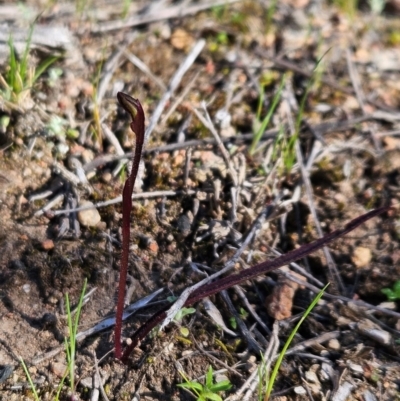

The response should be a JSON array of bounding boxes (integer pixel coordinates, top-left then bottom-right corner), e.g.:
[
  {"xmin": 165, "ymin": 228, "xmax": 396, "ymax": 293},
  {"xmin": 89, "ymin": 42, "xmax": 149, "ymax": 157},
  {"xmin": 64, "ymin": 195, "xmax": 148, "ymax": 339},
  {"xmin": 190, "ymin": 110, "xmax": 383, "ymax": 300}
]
[
  {"xmin": 115, "ymin": 92, "xmax": 145, "ymax": 359},
  {"xmin": 121, "ymin": 205, "xmax": 391, "ymax": 363}
]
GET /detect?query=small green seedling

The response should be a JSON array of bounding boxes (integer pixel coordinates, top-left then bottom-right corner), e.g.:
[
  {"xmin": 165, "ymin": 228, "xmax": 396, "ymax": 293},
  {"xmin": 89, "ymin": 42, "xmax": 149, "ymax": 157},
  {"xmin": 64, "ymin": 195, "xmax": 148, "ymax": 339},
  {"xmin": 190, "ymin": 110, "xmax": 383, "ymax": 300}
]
[
  {"xmin": 381, "ymin": 281, "xmax": 400, "ymax": 301},
  {"xmin": 20, "ymin": 358, "xmax": 40, "ymax": 401},
  {"xmin": 65, "ymin": 278, "xmax": 87, "ymax": 396},
  {"xmin": 20, "ymin": 279, "xmax": 88, "ymax": 400},
  {"xmin": 177, "ymin": 365, "xmax": 232, "ymax": 401},
  {"xmin": 250, "ymin": 74, "xmax": 286, "ymax": 155},
  {"xmin": 261, "ymin": 283, "xmax": 329, "ymax": 401},
  {"xmin": 174, "ymin": 307, "xmax": 196, "ymax": 336},
  {"xmin": 174, "ymin": 307, "xmax": 196, "ymax": 323},
  {"xmin": 229, "ymin": 307, "xmax": 248, "ymax": 329},
  {"xmin": 0, "ymin": 24, "xmax": 58, "ymax": 109}
]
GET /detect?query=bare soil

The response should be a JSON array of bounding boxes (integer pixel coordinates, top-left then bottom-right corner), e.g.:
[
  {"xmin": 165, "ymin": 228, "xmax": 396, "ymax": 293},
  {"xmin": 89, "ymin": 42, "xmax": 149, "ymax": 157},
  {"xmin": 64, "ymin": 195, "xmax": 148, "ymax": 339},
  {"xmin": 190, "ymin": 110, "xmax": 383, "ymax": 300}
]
[{"xmin": 1, "ymin": 1, "xmax": 400, "ymax": 400}]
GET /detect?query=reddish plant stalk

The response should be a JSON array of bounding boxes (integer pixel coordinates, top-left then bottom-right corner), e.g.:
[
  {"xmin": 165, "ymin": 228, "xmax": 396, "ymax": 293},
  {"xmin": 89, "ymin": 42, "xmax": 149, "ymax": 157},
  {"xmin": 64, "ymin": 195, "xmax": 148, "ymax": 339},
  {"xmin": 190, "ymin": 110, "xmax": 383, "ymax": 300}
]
[
  {"xmin": 114, "ymin": 92, "xmax": 145, "ymax": 359},
  {"xmin": 120, "ymin": 204, "xmax": 390, "ymax": 363}
]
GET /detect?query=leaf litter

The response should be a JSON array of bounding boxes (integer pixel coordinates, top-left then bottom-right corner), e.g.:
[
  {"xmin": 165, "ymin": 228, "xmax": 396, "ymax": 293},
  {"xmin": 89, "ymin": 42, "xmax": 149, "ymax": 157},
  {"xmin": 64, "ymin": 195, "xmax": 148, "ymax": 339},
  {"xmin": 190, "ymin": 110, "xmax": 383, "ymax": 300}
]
[{"xmin": 0, "ymin": 0, "xmax": 400, "ymax": 400}]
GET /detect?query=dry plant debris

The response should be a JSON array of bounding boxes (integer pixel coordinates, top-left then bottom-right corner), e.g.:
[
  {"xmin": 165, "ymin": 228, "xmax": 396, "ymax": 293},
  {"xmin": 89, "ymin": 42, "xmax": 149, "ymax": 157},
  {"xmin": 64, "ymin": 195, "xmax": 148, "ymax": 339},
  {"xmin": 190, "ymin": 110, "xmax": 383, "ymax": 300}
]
[{"xmin": 0, "ymin": 0, "xmax": 400, "ymax": 400}]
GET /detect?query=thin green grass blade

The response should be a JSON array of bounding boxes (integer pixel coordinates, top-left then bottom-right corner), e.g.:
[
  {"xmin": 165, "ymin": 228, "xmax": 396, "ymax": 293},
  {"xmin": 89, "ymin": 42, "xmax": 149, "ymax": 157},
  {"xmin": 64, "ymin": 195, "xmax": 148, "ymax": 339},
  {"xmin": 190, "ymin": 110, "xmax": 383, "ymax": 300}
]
[
  {"xmin": 20, "ymin": 357, "xmax": 40, "ymax": 401},
  {"xmin": 281, "ymin": 56, "xmax": 325, "ymax": 172},
  {"xmin": 264, "ymin": 283, "xmax": 330, "ymax": 401},
  {"xmin": 295, "ymin": 55, "xmax": 325, "ymax": 136},
  {"xmin": 6, "ymin": 36, "xmax": 17, "ymax": 92},
  {"xmin": 177, "ymin": 369, "xmax": 203, "ymax": 398},
  {"xmin": 20, "ymin": 24, "xmax": 35, "ymax": 82},
  {"xmin": 54, "ymin": 370, "xmax": 68, "ymax": 401},
  {"xmin": 65, "ymin": 278, "xmax": 87, "ymax": 394},
  {"xmin": 250, "ymin": 74, "xmax": 286, "ymax": 155},
  {"xmin": 32, "ymin": 55, "xmax": 59, "ymax": 85}
]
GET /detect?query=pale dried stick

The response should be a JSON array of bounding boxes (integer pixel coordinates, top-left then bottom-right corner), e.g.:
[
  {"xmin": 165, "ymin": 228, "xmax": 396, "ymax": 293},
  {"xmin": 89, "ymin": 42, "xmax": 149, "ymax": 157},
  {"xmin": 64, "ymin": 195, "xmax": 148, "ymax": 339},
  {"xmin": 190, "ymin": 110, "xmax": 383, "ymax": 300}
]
[
  {"xmin": 279, "ymin": 270, "xmax": 400, "ymax": 320},
  {"xmin": 345, "ymin": 48, "xmax": 381, "ymax": 152},
  {"xmin": 92, "ymin": 351, "xmax": 110, "ymax": 401},
  {"xmin": 234, "ymin": 285, "xmax": 271, "ymax": 335},
  {"xmin": 225, "ymin": 321, "xmax": 279, "ymax": 401},
  {"xmin": 100, "ymin": 123, "xmax": 128, "ymax": 177},
  {"xmin": 283, "ymin": 94, "xmax": 344, "ymax": 294},
  {"xmin": 123, "ymin": 49, "xmax": 166, "ymax": 91},
  {"xmin": 295, "ymin": 138, "xmax": 345, "ymax": 294},
  {"xmin": 52, "ymin": 161, "xmax": 81, "ymax": 187},
  {"xmin": 220, "ymin": 290, "xmax": 262, "ymax": 353},
  {"xmin": 160, "ymin": 71, "xmax": 199, "ymax": 125},
  {"xmin": 191, "ymin": 338, "xmax": 244, "ymax": 378},
  {"xmin": 145, "ymin": 39, "xmax": 205, "ymax": 142},
  {"xmin": 96, "ymin": 32, "xmax": 138, "ymax": 103},
  {"xmin": 101, "ymin": 123, "xmax": 124, "ymax": 156},
  {"xmin": 34, "ymin": 193, "xmax": 64, "ymax": 216},
  {"xmin": 82, "ymin": 129, "xmax": 279, "ymax": 172},
  {"xmin": 159, "ymin": 207, "xmax": 272, "ymax": 331},
  {"xmin": 190, "ymin": 103, "xmax": 238, "ymax": 186},
  {"xmin": 94, "ymin": 0, "xmax": 241, "ymax": 33},
  {"xmin": 268, "ymin": 246, "xmax": 325, "ymax": 288},
  {"xmin": 52, "ymin": 189, "xmax": 195, "ymax": 216},
  {"xmin": 283, "ymin": 331, "xmax": 340, "ymax": 358}
]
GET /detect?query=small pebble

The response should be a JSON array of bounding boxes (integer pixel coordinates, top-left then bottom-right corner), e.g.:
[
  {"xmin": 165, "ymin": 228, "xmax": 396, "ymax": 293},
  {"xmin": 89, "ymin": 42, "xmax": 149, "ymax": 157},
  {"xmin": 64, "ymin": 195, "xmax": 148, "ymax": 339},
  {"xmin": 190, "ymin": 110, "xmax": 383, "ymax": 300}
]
[
  {"xmin": 80, "ymin": 377, "xmax": 93, "ymax": 389},
  {"xmin": 248, "ymin": 355, "xmax": 256, "ymax": 363},
  {"xmin": 50, "ymin": 362, "xmax": 67, "ymax": 378},
  {"xmin": 40, "ymin": 239, "xmax": 55, "ymax": 251},
  {"xmin": 364, "ymin": 390, "xmax": 378, "ymax": 401},
  {"xmin": 319, "ymin": 363, "xmax": 333, "ymax": 382},
  {"xmin": 305, "ymin": 368, "xmax": 319, "ymax": 384},
  {"xmin": 78, "ymin": 201, "xmax": 101, "ymax": 227},
  {"xmin": 82, "ymin": 149, "xmax": 94, "ymax": 163},
  {"xmin": 192, "ymin": 168, "xmax": 208, "ymax": 183},
  {"xmin": 328, "ymin": 338, "xmax": 341, "ymax": 350},
  {"xmin": 101, "ymin": 171, "xmax": 112, "ymax": 183},
  {"xmin": 46, "ymin": 296, "xmax": 58, "ymax": 305},
  {"xmin": 348, "ymin": 362, "xmax": 364, "ymax": 375},
  {"xmin": 378, "ymin": 301, "xmax": 396, "ymax": 310},
  {"xmin": 351, "ymin": 247, "xmax": 372, "ymax": 268},
  {"xmin": 147, "ymin": 240, "xmax": 158, "ymax": 254},
  {"xmin": 294, "ymin": 386, "xmax": 306, "ymax": 395},
  {"xmin": 22, "ymin": 167, "xmax": 32, "ymax": 177},
  {"xmin": 22, "ymin": 284, "xmax": 30, "ymax": 294}
]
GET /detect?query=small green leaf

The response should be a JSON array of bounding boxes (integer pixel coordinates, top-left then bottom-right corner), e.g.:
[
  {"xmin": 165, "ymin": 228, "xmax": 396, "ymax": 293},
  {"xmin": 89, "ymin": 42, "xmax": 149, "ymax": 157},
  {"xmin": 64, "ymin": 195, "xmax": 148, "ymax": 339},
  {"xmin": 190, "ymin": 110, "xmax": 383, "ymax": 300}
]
[
  {"xmin": 229, "ymin": 316, "xmax": 237, "ymax": 329},
  {"xmin": 205, "ymin": 366, "xmax": 213, "ymax": 388},
  {"xmin": 174, "ymin": 307, "xmax": 196, "ymax": 322},
  {"xmin": 179, "ymin": 327, "xmax": 189, "ymax": 337},
  {"xmin": 203, "ymin": 392, "xmax": 222, "ymax": 401},
  {"xmin": 177, "ymin": 381, "xmax": 203, "ymax": 391},
  {"xmin": 209, "ymin": 381, "xmax": 232, "ymax": 392},
  {"xmin": 381, "ymin": 281, "xmax": 400, "ymax": 301}
]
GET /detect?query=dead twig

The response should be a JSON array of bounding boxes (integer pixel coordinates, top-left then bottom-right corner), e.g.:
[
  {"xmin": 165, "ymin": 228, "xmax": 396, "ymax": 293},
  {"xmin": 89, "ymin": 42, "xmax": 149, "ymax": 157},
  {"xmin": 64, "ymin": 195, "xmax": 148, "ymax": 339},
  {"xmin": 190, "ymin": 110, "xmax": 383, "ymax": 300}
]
[
  {"xmin": 191, "ymin": 338, "xmax": 244, "ymax": 378},
  {"xmin": 345, "ymin": 48, "xmax": 382, "ymax": 153},
  {"xmin": 93, "ymin": 0, "xmax": 241, "ymax": 33},
  {"xmin": 220, "ymin": 290, "xmax": 261, "ymax": 353},
  {"xmin": 260, "ymin": 51, "xmax": 398, "ymax": 114},
  {"xmin": 145, "ymin": 39, "xmax": 206, "ymax": 142},
  {"xmin": 51, "ymin": 189, "xmax": 196, "ymax": 216},
  {"xmin": 282, "ymin": 92, "xmax": 345, "ymax": 294},
  {"xmin": 158, "ymin": 206, "xmax": 273, "ymax": 332},
  {"xmin": 190, "ymin": 103, "xmax": 239, "ymax": 187},
  {"xmin": 279, "ymin": 270, "xmax": 400, "ymax": 320},
  {"xmin": 123, "ymin": 49, "xmax": 166, "ymax": 92}
]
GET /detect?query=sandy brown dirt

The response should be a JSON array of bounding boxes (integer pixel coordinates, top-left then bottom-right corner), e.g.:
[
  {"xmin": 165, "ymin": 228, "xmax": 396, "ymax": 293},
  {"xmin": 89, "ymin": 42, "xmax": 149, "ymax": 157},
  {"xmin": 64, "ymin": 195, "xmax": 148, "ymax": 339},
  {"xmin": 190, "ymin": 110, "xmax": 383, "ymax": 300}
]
[{"xmin": 1, "ymin": 1, "xmax": 400, "ymax": 400}]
